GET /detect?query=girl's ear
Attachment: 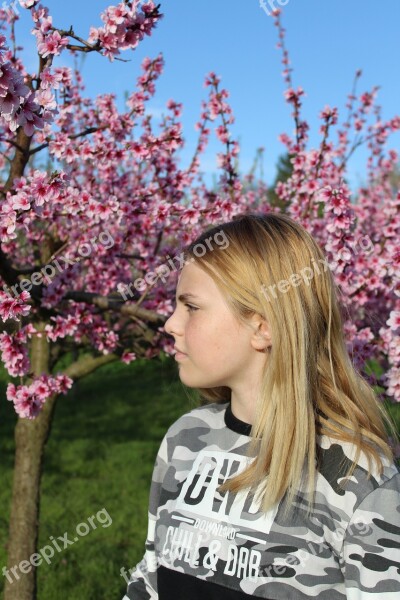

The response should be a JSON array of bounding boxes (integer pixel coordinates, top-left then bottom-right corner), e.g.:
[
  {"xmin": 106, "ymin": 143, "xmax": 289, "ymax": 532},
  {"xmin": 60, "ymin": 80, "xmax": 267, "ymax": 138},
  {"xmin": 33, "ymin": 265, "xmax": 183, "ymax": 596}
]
[{"xmin": 250, "ymin": 314, "xmax": 272, "ymax": 351}]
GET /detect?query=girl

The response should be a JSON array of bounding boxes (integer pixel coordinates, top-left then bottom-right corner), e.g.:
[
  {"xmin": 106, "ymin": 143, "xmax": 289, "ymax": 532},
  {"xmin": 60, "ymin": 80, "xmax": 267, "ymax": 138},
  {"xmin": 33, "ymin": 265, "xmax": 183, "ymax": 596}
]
[{"xmin": 123, "ymin": 212, "xmax": 400, "ymax": 599}]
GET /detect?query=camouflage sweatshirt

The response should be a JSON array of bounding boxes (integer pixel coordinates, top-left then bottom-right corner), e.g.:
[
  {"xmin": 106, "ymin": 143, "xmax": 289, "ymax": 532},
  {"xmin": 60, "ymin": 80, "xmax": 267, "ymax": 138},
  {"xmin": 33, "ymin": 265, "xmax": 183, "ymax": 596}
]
[{"xmin": 122, "ymin": 401, "xmax": 400, "ymax": 599}]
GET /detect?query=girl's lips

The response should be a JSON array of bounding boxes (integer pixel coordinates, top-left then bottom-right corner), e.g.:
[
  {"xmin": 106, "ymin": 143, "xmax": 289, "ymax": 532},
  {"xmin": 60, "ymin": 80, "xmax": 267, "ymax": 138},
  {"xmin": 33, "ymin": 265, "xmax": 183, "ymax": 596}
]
[{"xmin": 175, "ymin": 351, "xmax": 187, "ymax": 360}]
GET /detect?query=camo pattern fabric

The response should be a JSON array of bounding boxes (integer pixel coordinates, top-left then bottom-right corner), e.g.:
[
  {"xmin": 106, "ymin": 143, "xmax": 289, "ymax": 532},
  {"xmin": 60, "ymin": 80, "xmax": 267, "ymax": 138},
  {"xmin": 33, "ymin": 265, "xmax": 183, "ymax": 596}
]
[{"xmin": 123, "ymin": 401, "xmax": 400, "ymax": 599}]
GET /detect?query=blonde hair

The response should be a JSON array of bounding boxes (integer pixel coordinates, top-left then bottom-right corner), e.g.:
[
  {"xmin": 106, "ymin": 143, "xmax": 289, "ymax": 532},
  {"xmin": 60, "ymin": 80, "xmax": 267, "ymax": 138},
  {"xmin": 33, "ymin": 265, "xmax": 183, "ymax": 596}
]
[{"xmin": 181, "ymin": 212, "xmax": 398, "ymax": 520}]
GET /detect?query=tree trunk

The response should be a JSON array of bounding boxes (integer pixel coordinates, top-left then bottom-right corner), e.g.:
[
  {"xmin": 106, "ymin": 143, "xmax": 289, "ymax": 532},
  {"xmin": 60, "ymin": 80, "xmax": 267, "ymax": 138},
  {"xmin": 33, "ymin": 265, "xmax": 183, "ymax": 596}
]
[
  {"xmin": 3, "ymin": 322, "xmax": 56, "ymax": 600},
  {"xmin": 3, "ymin": 325, "xmax": 120, "ymax": 600}
]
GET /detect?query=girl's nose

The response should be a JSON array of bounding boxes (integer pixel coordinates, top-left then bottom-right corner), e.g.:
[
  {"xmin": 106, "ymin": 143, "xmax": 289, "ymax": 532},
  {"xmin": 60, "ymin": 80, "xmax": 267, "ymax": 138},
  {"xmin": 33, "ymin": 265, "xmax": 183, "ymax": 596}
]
[
  {"xmin": 164, "ymin": 316, "xmax": 172, "ymax": 335},
  {"xmin": 164, "ymin": 312, "xmax": 176, "ymax": 336}
]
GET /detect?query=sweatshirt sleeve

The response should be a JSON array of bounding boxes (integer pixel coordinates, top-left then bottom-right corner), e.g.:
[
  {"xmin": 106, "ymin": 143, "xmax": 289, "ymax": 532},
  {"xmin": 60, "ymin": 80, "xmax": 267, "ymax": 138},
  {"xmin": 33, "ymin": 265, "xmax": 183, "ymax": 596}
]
[
  {"xmin": 340, "ymin": 471, "xmax": 400, "ymax": 599},
  {"xmin": 122, "ymin": 431, "xmax": 170, "ymax": 600}
]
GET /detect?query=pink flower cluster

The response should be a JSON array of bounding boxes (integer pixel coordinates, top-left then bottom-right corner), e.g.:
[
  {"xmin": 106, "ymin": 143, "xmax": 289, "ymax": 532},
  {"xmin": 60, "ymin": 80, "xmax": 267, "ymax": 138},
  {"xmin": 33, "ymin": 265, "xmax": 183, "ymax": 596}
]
[
  {"xmin": 19, "ymin": 1, "xmax": 39, "ymax": 8},
  {"xmin": 0, "ymin": 36, "xmax": 29, "ymax": 130},
  {"xmin": 0, "ymin": 328, "xmax": 30, "ymax": 376},
  {"xmin": 203, "ymin": 71, "xmax": 242, "ymax": 198},
  {"xmin": 37, "ymin": 30, "xmax": 69, "ymax": 59},
  {"xmin": 121, "ymin": 350, "xmax": 136, "ymax": 364},
  {"xmin": 30, "ymin": 6, "xmax": 69, "ymax": 59},
  {"xmin": 0, "ymin": 34, "xmax": 57, "ymax": 135},
  {"xmin": 271, "ymin": 10, "xmax": 400, "ymax": 402},
  {"xmin": 44, "ymin": 314, "xmax": 81, "ymax": 342},
  {"xmin": 1, "ymin": 3, "xmax": 399, "ymax": 426},
  {"xmin": 1, "ymin": 170, "xmax": 68, "ymax": 242},
  {"xmin": 88, "ymin": 1, "xmax": 163, "ymax": 61},
  {"xmin": 39, "ymin": 66, "xmax": 71, "ymax": 90},
  {"xmin": 381, "ymin": 312, "xmax": 400, "ymax": 400},
  {"xmin": 0, "ymin": 290, "xmax": 31, "ymax": 321},
  {"xmin": 7, "ymin": 373, "xmax": 73, "ymax": 419}
]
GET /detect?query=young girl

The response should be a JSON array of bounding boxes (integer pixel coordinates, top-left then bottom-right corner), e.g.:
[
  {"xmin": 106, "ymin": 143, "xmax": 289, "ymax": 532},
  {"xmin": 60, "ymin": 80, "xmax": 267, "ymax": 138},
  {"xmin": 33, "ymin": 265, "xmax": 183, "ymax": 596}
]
[{"xmin": 123, "ymin": 212, "xmax": 400, "ymax": 599}]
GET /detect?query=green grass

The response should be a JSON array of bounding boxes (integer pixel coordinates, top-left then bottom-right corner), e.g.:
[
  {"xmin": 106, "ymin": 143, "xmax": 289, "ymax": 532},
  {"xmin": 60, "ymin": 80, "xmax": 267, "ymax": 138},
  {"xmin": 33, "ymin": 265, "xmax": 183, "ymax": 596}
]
[
  {"xmin": 0, "ymin": 354, "xmax": 194, "ymax": 600},
  {"xmin": 0, "ymin": 355, "xmax": 399, "ymax": 599}
]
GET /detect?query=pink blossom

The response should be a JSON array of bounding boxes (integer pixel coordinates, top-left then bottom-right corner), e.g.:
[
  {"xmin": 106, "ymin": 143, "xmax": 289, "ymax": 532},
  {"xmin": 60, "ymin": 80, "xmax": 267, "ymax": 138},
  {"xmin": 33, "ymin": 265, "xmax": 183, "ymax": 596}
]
[
  {"xmin": 44, "ymin": 314, "xmax": 80, "ymax": 342},
  {"xmin": 0, "ymin": 331, "xmax": 30, "ymax": 376},
  {"xmin": 0, "ymin": 3, "xmax": 399, "ymax": 421},
  {"xmin": 360, "ymin": 91, "xmax": 374, "ymax": 110},
  {"xmin": 204, "ymin": 72, "xmax": 221, "ymax": 87},
  {"xmin": 0, "ymin": 290, "xmax": 31, "ymax": 322},
  {"xmin": 121, "ymin": 351, "xmax": 136, "ymax": 364},
  {"xmin": 37, "ymin": 15, "xmax": 53, "ymax": 35},
  {"xmin": 19, "ymin": 0, "xmax": 39, "ymax": 8},
  {"xmin": 0, "ymin": 207, "xmax": 17, "ymax": 239},
  {"xmin": 13, "ymin": 92, "xmax": 44, "ymax": 136},
  {"xmin": 284, "ymin": 86, "xmax": 305, "ymax": 105},
  {"xmin": 92, "ymin": 1, "xmax": 163, "ymax": 61},
  {"xmin": 181, "ymin": 208, "xmax": 200, "ymax": 225},
  {"xmin": 6, "ymin": 373, "xmax": 73, "ymax": 419},
  {"xmin": 387, "ymin": 311, "xmax": 400, "ymax": 332},
  {"xmin": 0, "ymin": 60, "xmax": 30, "ymax": 119},
  {"xmin": 215, "ymin": 125, "xmax": 230, "ymax": 143},
  {"xmin": 11, "ymin": 192, "xmax": 31, "ymax": 211},
  {"xmin": 107, "ymin": 4, "xmax": 128, "ymax": 25},
  {"xmin": 386, "ymin": 367, "xmax": 400, "ymax": 400},
  {"xmin": 88, "ymin": 26, "xmax": 99, "ymax": 44},
  {"xmin": 49, "ymin": 373, "xmax": 74, "ymax": 395},
  {"xmin": 36, "ymin": 88, "xmax": 57, "ymax": 109},
  {"xmin": 7, "ymin": 383, "xmax": 43, "ymax": 419},
  {"xmin": 166, "ymin": 99, "xmax": 182, "ymax": 118},
  {"xmin": 37, "ymin": 30, "xmax": 69, "ymax": 58},
  {"xmin": 319, "ymin": 105, "xmax": 338, "ymax": 124}
]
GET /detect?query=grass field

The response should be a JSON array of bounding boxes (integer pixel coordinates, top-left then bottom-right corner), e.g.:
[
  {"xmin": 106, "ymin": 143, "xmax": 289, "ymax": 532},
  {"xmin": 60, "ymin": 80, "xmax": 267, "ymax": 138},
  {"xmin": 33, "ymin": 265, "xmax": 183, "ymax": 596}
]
[
  {"xmin": 0, "ymin": 355, "xmax": 399, "ymax": 599},
  {"xmin": 0, "ymin": 354, "xmax": 194, "ymax": 600}
]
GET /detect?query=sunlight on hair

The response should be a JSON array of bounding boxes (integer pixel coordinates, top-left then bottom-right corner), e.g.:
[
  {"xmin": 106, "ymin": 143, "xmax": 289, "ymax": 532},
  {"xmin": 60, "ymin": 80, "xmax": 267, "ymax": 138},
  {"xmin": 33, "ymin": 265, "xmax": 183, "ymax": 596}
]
[{"xmin": 181, "ymin": 212, "xmax": 398, "ymax": 520}]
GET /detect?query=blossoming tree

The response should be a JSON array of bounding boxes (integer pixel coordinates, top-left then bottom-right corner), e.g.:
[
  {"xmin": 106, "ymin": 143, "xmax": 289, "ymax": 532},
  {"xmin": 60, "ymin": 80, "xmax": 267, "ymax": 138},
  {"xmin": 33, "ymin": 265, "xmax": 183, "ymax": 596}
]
[
  {"xmin": 0, "ymin": 2, "xmax": 252, "ymax": 598},
  {"xmin": 269, "ymin": 10, "xmax": 399, "ymax": 402},
  {"xmin": 0, "ymin": 2, "xmax": 399, "ymax": 599}
]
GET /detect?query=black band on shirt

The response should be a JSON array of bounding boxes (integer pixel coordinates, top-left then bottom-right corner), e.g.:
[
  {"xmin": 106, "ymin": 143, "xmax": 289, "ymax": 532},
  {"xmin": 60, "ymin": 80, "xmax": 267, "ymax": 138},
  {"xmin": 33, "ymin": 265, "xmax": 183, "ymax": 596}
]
[
  {"xmin": 224, "ymin": 402, "xmax": 252, "ymax": 436},
  {"xmin": 157, "ymin": 565, "xmax": 268, "ymax": 599}
]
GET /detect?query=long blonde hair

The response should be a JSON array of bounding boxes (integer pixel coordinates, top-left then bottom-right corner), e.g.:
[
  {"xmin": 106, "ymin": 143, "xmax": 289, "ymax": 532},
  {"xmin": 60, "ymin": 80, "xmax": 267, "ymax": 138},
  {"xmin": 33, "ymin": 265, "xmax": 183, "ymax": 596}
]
[{"xmin": 181, "ymin": 212, "xmax": 397, "ymax": 519}]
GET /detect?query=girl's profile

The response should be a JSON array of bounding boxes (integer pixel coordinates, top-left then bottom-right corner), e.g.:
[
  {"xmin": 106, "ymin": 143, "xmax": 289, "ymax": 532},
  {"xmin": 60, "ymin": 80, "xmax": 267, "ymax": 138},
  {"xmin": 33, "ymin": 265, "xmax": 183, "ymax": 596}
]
[{"xmin": 123, "ymin": 212, "xmax": 400, "ymax": 600}]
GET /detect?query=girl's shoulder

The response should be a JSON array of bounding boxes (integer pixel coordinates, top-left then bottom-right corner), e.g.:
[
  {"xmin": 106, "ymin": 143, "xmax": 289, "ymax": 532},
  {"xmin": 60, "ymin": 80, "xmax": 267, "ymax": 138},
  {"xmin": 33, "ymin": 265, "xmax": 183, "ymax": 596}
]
[
  {"xmin": 316, "ymin": 432, "xmax": 400, "ymax": 507},
  {"xmin": 162, "ymin": 401, "xmax": 229, "ymax": 443}
]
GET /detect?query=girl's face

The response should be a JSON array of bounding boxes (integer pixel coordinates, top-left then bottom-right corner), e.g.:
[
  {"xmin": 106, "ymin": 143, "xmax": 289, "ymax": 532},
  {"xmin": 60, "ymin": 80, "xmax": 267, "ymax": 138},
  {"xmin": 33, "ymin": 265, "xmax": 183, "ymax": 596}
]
[{"xmin": 164, "ymin": 261, "xmax": 270, "ymax": 392}]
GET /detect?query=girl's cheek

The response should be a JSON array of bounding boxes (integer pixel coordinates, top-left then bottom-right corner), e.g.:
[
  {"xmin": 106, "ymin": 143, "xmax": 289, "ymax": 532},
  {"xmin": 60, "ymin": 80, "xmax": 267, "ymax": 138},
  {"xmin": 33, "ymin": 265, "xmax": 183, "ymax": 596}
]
[{"xmin": 185, "ymin": 320, "xmax": 200, "ymax": 339}]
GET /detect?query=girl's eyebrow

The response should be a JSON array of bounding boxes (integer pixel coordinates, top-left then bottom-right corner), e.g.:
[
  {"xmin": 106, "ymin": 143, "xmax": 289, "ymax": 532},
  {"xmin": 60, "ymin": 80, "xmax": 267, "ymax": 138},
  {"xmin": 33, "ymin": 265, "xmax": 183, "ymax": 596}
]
[{"xmin": 176, "ymin": 292, "xmax": 201, "ymax": 303}]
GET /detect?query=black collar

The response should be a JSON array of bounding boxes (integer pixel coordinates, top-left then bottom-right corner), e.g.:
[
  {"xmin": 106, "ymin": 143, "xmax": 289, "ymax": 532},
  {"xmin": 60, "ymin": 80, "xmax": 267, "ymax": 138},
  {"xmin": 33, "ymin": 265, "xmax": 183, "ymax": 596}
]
[{"xmin": 224, "ymin": 402, "xmax": 252, "ymax": 436}]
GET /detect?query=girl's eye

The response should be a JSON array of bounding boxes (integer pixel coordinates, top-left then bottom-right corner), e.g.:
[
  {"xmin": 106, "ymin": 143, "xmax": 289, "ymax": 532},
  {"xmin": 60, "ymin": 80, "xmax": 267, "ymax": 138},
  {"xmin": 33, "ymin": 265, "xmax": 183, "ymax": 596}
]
[{"xmin": 185, "ymin": 303, "xmax": 198, "ymax": 313}]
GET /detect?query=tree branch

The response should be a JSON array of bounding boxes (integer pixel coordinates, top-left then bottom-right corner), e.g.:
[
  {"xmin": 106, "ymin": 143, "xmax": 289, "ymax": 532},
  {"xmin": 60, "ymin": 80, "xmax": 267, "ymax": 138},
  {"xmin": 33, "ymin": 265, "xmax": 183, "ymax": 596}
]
[
  {"xmin": 63, "ymin": 291, "xmax": 166, "ymax": 323},
  {"xmin": 29, "ymin": 125, "xmax": 109, "ymax": 156},
  {"xmin": 63, "ymin": 352, "xmax": 120, "ymax": 380},
  {"xmin": 50, "ymin": 25, "xmax": 129, "ymax": 61},
  {"xmin": 0, "ymin": 137, "xmax": 26, "ymax": 153}
]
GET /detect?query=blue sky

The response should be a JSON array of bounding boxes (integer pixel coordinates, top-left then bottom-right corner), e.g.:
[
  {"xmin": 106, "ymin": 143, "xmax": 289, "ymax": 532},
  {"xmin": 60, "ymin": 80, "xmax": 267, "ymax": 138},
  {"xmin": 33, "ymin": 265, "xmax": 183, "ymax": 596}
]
[{"xmin": 11, "ymin": 0, "xmax": 400, "ymax": 189}]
